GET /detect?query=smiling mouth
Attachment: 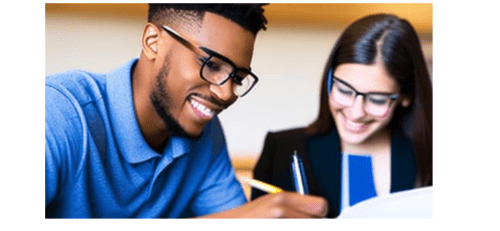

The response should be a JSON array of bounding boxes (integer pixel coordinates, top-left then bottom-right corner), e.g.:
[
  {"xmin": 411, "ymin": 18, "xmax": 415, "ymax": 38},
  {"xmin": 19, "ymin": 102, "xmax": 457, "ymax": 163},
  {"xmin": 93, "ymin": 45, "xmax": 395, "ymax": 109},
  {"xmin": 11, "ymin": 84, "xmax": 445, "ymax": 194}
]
[
  {"xmin": 340, "ymin": 113, "xmax": 370, "ymax": 133},
  {"xmin": 189, "ymin": 98, "xmax": 215, "ymax": 119},
  {"xmin": 344, "ymin": 119, "xmax": 367, "ymax": 132}
]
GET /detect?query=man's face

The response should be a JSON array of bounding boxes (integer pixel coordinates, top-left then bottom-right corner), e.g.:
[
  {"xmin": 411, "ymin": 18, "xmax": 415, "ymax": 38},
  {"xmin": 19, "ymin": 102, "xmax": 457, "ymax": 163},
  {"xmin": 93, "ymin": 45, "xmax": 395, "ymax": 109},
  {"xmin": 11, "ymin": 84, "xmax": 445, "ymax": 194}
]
[{"xmin": 151, "ymin": 12, "xmax": 256, "ymax": 138}]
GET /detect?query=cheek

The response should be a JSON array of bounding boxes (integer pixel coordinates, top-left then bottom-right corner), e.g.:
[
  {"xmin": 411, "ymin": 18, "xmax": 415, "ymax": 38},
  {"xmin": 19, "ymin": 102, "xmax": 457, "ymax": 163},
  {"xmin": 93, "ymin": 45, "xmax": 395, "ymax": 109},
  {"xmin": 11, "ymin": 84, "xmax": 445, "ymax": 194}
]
[
  {"xmin": 328, "ymin": 98, "xmax": 338, "ymax": 117},
  {"xmin": 160, "ymin": 70, "xmax": 189, "ymax": 116},
  {"xmin": 377, "ymin": 110, "xmax": 390, "ymax": 119},
  {"xmin": 374, "ymin": 102, "xmax": 400, "ymax": 120},
  {"xmin": 167, "ymin": 60, "xmax": 200, "ymax": 98},
  {"xmin": 172, "ymin": 57, "xmax": 196, "ymax": 82},
  {"xmin": 168, "ymin": 46, "xmax": 202, "ymax": 84},
  {"xmin": 329, "ymin": 96, "xmax": 344, "ymax": 112},
  {"xmin": 329, "ymin": 98, "xmax": 344, "ymax": 125},
  {"xmin": 372, "ymin": 109, "xmax": 396, "ymax": 130}
]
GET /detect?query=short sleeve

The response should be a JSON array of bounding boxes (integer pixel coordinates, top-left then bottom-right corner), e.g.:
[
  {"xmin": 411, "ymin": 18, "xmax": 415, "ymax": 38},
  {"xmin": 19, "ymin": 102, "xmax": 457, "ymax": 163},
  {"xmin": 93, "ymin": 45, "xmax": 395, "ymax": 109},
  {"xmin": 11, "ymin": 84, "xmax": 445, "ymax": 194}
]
[{"xmin": 45, "ymin": 85, "xmax": 85, "ymax": 207}]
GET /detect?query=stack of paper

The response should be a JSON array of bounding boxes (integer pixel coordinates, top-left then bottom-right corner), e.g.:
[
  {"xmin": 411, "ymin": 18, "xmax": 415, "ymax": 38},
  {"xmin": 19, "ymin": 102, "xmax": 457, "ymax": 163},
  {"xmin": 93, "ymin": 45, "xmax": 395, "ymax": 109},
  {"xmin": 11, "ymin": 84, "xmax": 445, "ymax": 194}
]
[{"xmin": 338, "ymin": 186, "xmax": 433, "ymax": 218}]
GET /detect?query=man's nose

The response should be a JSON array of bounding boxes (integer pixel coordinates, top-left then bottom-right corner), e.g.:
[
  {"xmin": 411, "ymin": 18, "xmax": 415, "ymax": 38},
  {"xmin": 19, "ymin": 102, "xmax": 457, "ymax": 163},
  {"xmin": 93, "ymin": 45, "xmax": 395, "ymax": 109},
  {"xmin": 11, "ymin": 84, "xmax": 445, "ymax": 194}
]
[{"xmin": 209, "ymin": 80, "xmax": 236, "ymax": 102}]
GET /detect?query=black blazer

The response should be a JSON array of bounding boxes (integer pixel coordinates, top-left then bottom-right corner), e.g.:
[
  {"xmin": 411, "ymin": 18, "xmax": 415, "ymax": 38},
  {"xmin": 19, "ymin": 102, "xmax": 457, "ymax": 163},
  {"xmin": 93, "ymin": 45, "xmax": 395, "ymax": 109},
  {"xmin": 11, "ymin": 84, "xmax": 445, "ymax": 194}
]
[{"xmin": 251, "ymin": 127, "xmax": 417, "ymax": 218}]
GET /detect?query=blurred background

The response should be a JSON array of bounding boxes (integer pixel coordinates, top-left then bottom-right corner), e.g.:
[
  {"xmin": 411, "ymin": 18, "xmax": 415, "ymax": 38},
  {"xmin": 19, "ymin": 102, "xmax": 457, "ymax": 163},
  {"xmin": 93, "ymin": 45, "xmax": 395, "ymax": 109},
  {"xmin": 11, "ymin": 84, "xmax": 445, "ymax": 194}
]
[{"xmin": 46, "ymin": 3, "xmax": 432, "ymax": 198}]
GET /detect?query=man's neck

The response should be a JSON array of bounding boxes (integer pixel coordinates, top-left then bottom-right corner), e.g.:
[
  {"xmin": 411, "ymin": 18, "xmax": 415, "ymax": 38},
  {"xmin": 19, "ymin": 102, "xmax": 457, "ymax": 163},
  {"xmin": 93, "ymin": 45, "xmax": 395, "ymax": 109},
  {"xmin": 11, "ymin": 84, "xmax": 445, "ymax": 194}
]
[{"xmin": 132, "ymin": 57, "xmax": 170, "ymax": 152}]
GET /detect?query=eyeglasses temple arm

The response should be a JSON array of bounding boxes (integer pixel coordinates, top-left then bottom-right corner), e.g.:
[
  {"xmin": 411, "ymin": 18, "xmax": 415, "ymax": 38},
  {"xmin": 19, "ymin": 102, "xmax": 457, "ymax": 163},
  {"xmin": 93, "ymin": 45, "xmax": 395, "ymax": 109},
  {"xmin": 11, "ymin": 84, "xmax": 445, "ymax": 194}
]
[{"xmin": 162, "ymin": 25, "xmax": 202, "ymax": 55}]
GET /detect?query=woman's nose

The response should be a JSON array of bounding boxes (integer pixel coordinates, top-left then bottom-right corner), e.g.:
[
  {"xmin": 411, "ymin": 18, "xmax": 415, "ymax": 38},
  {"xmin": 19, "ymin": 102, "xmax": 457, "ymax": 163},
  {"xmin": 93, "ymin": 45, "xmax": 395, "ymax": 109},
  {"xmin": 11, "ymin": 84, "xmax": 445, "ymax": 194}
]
[{"xmin": 345, "ymin": 95, "xmax": 367, "ymax": 120}]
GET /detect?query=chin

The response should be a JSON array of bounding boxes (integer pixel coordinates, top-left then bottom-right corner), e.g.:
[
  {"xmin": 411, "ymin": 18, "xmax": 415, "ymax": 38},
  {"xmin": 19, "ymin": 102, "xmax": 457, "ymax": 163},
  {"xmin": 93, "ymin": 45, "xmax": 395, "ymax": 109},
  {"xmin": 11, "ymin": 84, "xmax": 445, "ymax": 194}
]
[
  {"xmin": 185, "ymin": 130, "xmax": 203, "ymax": 139},
  {"xmin": 337, "ymin": 130, "xmax": 373, "ymax": 145},
  {"xmin": 178, "ymin": 123, "xmax": 205, "ymax": 139},
  {"xmin": 185, "ymin": 132, "xmax": 203, "ymax": 140}
]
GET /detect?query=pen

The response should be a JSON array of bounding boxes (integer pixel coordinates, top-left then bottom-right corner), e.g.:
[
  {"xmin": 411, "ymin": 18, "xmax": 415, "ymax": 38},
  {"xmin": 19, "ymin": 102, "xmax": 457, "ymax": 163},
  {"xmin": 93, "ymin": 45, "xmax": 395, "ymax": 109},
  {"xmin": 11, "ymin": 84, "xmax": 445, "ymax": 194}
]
[
  {"xmin": 291, "ymin": 150, "xmax": 309, "ymax": 195},
  {"xmin": 237, "ymin": 176, "xmax": 283, "ymax": 194}
]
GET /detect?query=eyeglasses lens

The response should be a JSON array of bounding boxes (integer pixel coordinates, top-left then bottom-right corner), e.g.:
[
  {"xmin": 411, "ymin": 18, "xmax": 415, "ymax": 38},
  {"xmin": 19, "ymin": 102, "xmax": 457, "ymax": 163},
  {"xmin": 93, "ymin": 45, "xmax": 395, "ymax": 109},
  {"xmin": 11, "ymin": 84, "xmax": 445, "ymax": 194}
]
[
  {"xmin": 201, "ymin": 56, "xmax": 256, "ymax": 97},
  {"xmin": 331, "ymin": 81, "xmax": 391, "ymax": 117},
  {"xmin": 201, "ymin": 56, "xmax": 233, "ymax": 84},
  {"xmin": 232, "ymin": 72, "xmax": 255, "ymax": 96}
]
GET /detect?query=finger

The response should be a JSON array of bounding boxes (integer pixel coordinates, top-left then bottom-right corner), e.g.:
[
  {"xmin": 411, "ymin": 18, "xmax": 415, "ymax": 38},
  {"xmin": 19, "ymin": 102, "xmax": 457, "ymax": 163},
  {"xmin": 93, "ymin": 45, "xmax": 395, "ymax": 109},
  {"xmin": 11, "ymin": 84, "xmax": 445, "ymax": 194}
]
[
  {"xmin": 267, "ymin": 205, "xmax": 318, "ymax": 218},
  {"xmin": 278, "ymin": 192, "xmax": 329, "ymax": 217},
  {"xmin": 247, "ymin": 192, "xmax": 328, "ymax": 218}
]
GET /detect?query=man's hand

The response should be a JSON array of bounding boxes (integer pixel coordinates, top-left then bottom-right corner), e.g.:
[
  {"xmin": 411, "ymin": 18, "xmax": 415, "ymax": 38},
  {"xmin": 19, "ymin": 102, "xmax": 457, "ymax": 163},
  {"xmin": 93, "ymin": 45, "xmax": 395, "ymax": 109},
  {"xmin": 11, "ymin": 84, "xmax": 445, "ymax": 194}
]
[{"xmin": 200, "ymin": 191, "xmax": 328, "ymax": 218}]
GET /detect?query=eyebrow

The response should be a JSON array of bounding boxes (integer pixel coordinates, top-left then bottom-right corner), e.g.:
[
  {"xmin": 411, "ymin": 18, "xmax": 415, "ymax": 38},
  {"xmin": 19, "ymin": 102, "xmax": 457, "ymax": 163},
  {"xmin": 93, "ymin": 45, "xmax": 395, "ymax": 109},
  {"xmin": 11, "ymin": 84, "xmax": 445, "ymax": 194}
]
[
  {"xmin": 199, "ymin": 47, "xmax": 252, "ymax": 72},
  {"xmin": 162, "ymin": 25, "xmax": 252, "ymax": 72},
  {"xmin": 333, "ymin": 76, "xmax": 397, "ymax": 96}
]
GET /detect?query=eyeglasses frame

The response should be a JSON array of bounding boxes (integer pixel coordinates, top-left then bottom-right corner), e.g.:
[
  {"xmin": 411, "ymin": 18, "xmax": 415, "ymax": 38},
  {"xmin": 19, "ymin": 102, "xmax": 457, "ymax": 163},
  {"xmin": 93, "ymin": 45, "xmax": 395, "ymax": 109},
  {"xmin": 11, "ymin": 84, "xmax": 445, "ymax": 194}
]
[
  {"xmin": 327, "ymin": 67, "xmax": 400, "ymax": 113},
  {"xmin": 160, "ymin": 25, "xmax": 259, "ymax": 97}
]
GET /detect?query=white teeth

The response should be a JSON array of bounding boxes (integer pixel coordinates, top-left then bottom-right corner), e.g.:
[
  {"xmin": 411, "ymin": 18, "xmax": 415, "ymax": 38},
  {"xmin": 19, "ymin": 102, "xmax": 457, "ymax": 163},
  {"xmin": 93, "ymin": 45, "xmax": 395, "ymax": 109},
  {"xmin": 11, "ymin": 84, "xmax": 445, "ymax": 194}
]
[
  {"xmin": 190, "ymin": 99, "xmax": 214, "ymax": 117},
  {"xmin": 346, "ymin": 120, "xmax": 364, "ymax": 128}
]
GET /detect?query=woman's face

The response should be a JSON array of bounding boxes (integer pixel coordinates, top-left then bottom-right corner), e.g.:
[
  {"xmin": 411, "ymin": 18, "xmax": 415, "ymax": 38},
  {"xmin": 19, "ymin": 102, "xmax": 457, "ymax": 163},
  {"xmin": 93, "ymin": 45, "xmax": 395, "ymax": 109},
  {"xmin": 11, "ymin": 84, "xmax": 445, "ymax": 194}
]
[{"xmin": 329, "ymin": 62, "xmax": 409, "ymax": 145}]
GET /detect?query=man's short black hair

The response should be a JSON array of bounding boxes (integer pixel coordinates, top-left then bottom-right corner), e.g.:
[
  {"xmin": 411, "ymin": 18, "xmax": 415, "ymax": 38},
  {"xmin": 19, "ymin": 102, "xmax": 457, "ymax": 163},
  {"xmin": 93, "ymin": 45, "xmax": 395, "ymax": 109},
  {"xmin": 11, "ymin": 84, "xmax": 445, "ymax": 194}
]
[{"xmin": 148, "ymin": 3, "xmax": 268, "ymax": 35}]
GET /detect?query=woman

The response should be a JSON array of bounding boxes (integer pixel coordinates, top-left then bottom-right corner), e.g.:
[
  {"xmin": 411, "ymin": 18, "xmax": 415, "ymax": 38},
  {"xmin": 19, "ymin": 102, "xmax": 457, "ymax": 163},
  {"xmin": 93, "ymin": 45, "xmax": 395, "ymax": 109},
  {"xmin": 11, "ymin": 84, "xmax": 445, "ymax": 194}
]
[{"xmin": 251, "ymin": 14, "xmax": 432, "ymax": 218}]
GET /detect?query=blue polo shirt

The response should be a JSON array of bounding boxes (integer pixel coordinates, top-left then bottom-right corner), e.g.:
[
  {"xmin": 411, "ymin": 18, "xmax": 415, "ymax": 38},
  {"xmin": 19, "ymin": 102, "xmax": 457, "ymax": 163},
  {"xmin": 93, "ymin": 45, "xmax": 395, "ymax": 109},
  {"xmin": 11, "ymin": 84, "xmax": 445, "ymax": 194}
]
[{"xmin": 45, "ymin": 59, "xmax": 247, "ymax": 218}]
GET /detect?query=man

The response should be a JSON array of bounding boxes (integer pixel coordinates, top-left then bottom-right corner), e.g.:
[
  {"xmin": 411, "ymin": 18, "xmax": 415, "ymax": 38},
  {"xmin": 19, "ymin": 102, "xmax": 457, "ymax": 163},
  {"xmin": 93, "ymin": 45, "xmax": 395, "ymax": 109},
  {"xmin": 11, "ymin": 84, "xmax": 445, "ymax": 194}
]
[{"xmin": 45, "ymin": 4, "xmax": 327, "ymax": 218}]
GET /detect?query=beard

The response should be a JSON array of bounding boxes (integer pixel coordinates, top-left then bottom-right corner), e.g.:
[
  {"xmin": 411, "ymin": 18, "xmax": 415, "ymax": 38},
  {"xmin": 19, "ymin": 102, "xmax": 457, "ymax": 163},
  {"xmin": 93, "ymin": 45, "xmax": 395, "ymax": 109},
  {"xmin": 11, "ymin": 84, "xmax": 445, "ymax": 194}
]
[{"xmin": 150, "ymin": 59, "xmax": 200, "ymax": 139}]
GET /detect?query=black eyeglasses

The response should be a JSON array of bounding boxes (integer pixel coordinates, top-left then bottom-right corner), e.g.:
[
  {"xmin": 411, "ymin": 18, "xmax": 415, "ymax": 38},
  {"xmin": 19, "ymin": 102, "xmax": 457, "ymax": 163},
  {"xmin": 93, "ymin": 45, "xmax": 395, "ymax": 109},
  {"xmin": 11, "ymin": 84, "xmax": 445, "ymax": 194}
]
[
  {"xmin": 161, "ymin": 25, "xmax": 259, "ymax": 97},
  {"xmin": 327, "ymin": 68, "xmax": 400, "ymax": 117}
]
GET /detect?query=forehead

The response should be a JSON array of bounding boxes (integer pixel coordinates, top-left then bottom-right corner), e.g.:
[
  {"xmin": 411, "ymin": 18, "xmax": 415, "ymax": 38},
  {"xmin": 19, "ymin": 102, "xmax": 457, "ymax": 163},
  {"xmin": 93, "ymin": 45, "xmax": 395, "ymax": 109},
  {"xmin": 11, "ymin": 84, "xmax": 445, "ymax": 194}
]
[
  {"xmin": 333, "ymin": 62, "xmax": 400, "ymax": 93},
  {"xmin": 193, "ymin": 12, "xmax": 256, "ymax": 68}
]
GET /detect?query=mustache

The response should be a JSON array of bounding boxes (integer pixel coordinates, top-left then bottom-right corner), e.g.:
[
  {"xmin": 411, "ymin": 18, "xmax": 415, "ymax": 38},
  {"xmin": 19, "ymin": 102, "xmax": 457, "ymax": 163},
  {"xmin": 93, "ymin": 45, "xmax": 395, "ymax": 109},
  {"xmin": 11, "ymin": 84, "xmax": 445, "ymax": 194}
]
[{"xmin": 189, "ymin": 93, "xmax": 231, "ymax": 109}]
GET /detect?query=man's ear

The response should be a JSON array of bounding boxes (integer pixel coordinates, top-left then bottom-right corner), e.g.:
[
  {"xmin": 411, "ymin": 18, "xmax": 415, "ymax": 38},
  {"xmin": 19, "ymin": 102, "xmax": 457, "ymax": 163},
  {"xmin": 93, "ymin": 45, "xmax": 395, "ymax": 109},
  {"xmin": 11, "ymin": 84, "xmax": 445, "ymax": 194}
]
[{"xmin": 142, "ymin": 23, "xmax": 160, "ymax": 60}]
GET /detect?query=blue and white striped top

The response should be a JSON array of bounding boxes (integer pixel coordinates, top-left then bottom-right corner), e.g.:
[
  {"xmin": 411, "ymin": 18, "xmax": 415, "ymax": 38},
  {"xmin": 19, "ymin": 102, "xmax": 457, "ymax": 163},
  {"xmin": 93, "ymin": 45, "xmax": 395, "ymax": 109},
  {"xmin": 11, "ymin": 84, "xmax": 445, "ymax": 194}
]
[{"xmin": 340, "ymin": 153, "xmax": 378, "ymax": 212}]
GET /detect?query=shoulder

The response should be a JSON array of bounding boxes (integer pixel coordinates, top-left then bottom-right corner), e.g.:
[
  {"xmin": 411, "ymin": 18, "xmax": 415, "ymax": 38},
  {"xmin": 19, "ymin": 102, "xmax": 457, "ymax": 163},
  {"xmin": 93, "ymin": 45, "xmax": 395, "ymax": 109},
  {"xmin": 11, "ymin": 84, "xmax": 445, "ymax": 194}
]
[
  {"xmin": 265, "ymin": 127, "xmax": 309, "ymax": 143},
  {"xmin": 390, "ymin": 127, "xmax": 418, "ymax": 191},
  {"xmin": 45, "ymin": 69, "xmax": 107, "ymax": 141},
  {"xmin": 391, "ymin": 127, "xmax": 414, "ymax": 154},
  {"xmin": 46, "ymin": 69, "xmax": 106, "ymax": 107},
  {"xmin": 45, "ymin": 70, "xmax": 103, "ymax": 133},
  {"xmin": 259, "ymin": 127, "xmax": 309, "ymax": 161},
  {"xmin": 45, "ymin": 70, "xmax": 107, "ymax": 174}
]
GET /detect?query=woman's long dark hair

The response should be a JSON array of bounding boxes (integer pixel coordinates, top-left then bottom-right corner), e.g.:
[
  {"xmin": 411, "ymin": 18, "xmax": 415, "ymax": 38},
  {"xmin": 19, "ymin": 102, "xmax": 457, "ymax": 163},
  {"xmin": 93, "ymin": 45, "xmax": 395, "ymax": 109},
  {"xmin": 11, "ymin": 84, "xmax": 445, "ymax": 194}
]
[{"xmin": 306, "ymin": 14, "xmax": 432, "ymax": 187}]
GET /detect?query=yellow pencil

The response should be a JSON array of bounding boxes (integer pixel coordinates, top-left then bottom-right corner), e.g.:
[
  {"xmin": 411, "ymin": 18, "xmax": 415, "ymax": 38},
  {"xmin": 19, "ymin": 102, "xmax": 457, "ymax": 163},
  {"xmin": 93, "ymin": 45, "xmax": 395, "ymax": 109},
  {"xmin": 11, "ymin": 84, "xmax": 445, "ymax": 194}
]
[{"xmin": 237, "ymin": 175, "xmax": 283, "ymax": 194}]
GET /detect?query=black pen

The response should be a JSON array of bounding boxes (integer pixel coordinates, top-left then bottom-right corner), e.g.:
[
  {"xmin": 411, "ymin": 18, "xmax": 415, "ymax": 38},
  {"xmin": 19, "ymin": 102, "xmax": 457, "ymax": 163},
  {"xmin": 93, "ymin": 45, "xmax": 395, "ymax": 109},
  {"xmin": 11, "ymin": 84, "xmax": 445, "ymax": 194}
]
[{"xmin": 291, "ymin": 150, "xmax": 309, "ymax": 195}]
